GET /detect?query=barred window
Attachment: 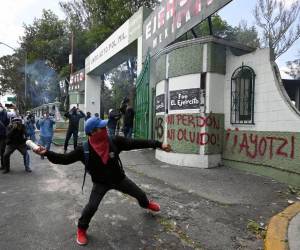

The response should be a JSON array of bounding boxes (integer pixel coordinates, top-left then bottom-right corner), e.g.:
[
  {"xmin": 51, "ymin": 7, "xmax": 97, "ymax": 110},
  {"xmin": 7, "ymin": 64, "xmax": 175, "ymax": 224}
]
[{"xmin": 231, "ymin": 65, "xmax": 255, "ymax": 124}]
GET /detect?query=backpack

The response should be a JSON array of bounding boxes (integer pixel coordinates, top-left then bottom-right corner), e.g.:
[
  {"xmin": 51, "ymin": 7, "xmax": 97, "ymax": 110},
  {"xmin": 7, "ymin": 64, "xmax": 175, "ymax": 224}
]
[{"xmin": 81, "ymin": 137, "xmax": 122, "ymax": 192}]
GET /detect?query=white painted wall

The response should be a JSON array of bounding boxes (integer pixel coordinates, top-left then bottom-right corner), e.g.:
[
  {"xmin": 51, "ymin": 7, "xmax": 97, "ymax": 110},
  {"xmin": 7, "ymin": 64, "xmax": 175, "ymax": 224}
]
[
  {"xmin": 137, "ymin": 36, "xmax": 143, "ymax": 75},
  {"xmin": 206, "ymin": 73, "xmax": 225, "ymax": 114},
  {"xmin": 156, "ymin": 150, "xmax": 221, "ymax": 168},
  {"xmin": 84, "ymin": 74, "xmax": 100, "ymax": 115},
  {"xmin": 225, "ymin": 48, "xmax": 300, "ymax": 132}
]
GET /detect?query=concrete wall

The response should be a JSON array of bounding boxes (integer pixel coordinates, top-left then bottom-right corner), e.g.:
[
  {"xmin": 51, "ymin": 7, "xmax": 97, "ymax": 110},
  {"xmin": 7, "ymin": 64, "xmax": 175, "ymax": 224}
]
[
  {"xmin": 152, "ymin": 38, "xmax": 237, "ymax": 168},
  {"xmin": 223, "ymin": 48, "xmax": 300, "ymax": 186},
  {"xmin": 84, "ymin": 74, "xmax": 100, "ymax": 115},
  {"xmin": 224, "ymin": 48, "xmax": 300, "ymax": 132}
]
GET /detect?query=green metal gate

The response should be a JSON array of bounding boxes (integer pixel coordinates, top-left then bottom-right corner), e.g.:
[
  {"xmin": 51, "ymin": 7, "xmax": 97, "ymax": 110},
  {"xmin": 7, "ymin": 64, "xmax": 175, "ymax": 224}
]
[{"xmin": 134, "ymin": 55, "xmax": 150, "ymax": 139}]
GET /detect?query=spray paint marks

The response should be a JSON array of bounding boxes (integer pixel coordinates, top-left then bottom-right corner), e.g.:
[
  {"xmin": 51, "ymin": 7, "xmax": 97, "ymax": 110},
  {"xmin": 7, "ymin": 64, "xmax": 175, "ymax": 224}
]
[
  {"xmin": 224, "ymin": 129, "xmax": 300, "ymax": 174},
  {"xmin": 155, "ymin": 113, "xmax": 224, "ymax": 154}
]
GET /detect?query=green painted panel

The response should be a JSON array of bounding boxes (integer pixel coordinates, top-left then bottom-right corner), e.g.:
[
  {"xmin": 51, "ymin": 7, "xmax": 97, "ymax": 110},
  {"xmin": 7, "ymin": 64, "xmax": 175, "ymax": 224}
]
[
  {"xmin": 224, "ymin": 160, "xmax": 300, "ymax": 188},
  {"xmin": 223, "ymin": 130, "xmax": 300, "ymax": 175},
  {"xmin": 69, "ymin": 93, "xmax": 78, "ymax": 104},
  {"xmin": 160, "ymin": 113, "xmax": 224, "ymax": 154},
  {"xmin": 168, "ymin": 44, "xmax": 203, "ymax": 78},
  {"xmin": 207, "ymin": 43, "xmax": 226, "ymax": 74},
  {"xmin": 155, "ymin": 55, "xmax": 166, "ymax": 83},
  {"xmin": 205, "ymin": 114, "xmax": 224, "ymax": 154}
]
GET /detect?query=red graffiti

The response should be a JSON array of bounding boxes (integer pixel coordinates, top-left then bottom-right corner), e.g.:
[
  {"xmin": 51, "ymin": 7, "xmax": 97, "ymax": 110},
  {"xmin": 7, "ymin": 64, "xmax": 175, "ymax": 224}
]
[
  {"xmin": 226, "ymin": 130, "xmax": 296, "ymax": 160},
  {"xmin": 167, "ymin": 128, "xmax": 219, "ymax": 146},
  {"xmin": 167, "ymin": 114, "xmax": 220, "ymax": 129}
]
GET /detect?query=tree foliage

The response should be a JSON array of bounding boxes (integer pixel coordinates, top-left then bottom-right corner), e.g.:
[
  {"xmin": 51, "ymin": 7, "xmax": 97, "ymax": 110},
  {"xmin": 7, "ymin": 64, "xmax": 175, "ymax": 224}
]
[
  {"xmin": 177, "ymin": 15, "xmax": 260, "ymax": 48},
  {"xmin": 59, "ymin": 0, "xmax": 158, "ymax": 71},
  {"xmin": 21, "ymin": 9, "xmax": 69, "ymax": 72},
  {"xmin": 254, "ymin": 0, "xmax": 300, "ymax": 60}
]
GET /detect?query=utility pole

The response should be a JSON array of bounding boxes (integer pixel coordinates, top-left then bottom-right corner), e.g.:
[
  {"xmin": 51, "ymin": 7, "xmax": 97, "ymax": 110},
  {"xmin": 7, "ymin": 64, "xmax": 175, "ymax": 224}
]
[{"xmin": 70, "ymin": 31, "xmax": 74, "ymax": 74}]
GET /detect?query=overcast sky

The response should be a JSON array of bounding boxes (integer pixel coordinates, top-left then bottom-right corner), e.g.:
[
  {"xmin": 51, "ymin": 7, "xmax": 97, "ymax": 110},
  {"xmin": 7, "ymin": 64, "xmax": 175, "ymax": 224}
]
[{"xmin": 0, "ymin": 0, "xmax": 299, "ymax": 75}]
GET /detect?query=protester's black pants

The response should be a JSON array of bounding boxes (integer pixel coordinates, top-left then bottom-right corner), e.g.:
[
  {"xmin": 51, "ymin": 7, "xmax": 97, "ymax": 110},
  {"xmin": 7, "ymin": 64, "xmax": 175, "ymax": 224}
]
[
  {"xmin": 0, "ymin": 137, "xmax": 6, "ymax": 168},
  {"xmin": 64, "ymin": 128, "xmax": 78, "ymax": 150},
  {"xmin": 78, "ymin": 176, "xmax": 149, "ymax": 230},
  {"xmin": 3, "ymin": 144, "xmax": 29, "ymax": 171}
]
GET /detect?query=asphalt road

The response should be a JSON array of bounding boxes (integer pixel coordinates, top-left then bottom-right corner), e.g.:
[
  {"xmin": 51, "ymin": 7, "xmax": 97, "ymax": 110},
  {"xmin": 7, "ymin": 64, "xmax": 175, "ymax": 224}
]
[{"xmin": 0, "ymin": 146, "xmax": 296, "ymax": 250}]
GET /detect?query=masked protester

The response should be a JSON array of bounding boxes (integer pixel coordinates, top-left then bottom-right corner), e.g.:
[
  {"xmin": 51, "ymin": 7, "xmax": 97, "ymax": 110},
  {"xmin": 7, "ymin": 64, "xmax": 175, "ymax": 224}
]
[
  {"xmin": 33, "ymin": 117, "xmax": 171, "ymax": 246},
  {"xmin": 0, "ymin": 103, "xmax": 9, "ymax": 170},
  {"xmin": 25, "ymin": 111, "xmax": 36, "ymax": 142},
  {"xmin": 38, "ymin": 112, "xmax": 56, "ymax": 159},
  {"xmin": 107, "ymin": 109, "xmax": 121, "ymax": 137},
  {"xmin": 2, "ymin": 117, "xmax": 31, "ymax": 174},
  {"xmin": 64, "ymin": 106, "xmax": 85, "ymax": 153}
]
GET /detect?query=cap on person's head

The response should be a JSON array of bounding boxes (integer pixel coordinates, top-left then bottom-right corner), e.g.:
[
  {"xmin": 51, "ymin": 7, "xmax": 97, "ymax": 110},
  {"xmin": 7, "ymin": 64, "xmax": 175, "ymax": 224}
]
[
  {"xmin": 12, "ymin": 117, "xmax": 22, "ymax": 123},
  {"xmin": 85, "ymin": 117, "xmax": 108, "ymax": 134},
  {"xmin": 109, "ymin": 109, "xmax": 113, "ymax": 113}
]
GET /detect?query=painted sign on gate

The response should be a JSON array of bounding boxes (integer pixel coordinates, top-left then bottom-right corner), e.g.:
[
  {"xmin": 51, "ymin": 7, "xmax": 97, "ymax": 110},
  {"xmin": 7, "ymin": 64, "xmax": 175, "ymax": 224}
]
[
  {"xmin": 143, "ymin": 0, "xmax": 233, "ymax": 56},
  {"xmin": 170, "ymin": 88, "xmax": 201, "ymax": 110}
]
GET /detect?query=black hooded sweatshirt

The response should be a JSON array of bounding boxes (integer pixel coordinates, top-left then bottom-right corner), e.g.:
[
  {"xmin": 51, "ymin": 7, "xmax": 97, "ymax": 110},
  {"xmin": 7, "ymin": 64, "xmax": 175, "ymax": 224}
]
[{"xmin": 45, "ymin": 136, "xmax": 162, "ymax": 184}]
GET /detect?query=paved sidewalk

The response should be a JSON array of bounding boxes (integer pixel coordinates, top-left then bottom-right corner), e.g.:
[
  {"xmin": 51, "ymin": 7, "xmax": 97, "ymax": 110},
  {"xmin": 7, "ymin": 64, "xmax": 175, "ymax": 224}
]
[
  {"xmin": 0, "ymin": 144, "xmax": 299, "ymax": 249},
  {"xmin": 121, "ymin": 149, "xmax": 300, "ymax": 249},
  {"xmin": 264, "ymin": 202, "xmax": 300, "ymax": 250},
  {"xmin": 289, "ymin": 211, "xmax": 300, "ymax": 250}
]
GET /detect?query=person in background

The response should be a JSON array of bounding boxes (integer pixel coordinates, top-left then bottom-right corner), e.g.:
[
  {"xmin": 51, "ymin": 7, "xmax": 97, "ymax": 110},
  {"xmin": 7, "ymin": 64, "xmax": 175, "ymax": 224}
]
[
  {"xmin": 38, "ymin": 111, "xmax": 56, "ymax": 160},
  {"xmin": 64, "ymin": 106, "xmax": 85, "ymax": 153},
  {"xmin": 0, "ymin": 103, "xmax": 9, "ymax": 170},
  {"xmin": 2, "ymin": 117, "xmax": 31, "ymax": 174},
  {"xmin": 94, "ymin": 113, "xmax": 99, "ymax": 118},
  {"xmin": 33, "ymin": 117, "xmax": 172, "ymax": 246},
  {"xmin": 123, "ymin": 104, "xmax": 135, "ymax": 138},
  {"xmin": 25, "ymin": 111, "xmax": 36, "ymax": 142},
  {"xmin": 85, "ymin": 112, "xmax": 91, "ymax": 121},
  {"xmin": 107, "ymin": 109, "xmax": 121, "ymax": 137}
]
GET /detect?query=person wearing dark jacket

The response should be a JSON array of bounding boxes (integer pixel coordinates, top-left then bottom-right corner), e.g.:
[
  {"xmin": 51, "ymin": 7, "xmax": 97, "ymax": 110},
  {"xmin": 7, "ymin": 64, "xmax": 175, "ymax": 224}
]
[
  {"xmin": 0, "ymin": 103, "xmax": 9, "ymax": 169},
  {"xmin": 2, "ymin": 117, "xmax": 31, "ymax": 174},
  {"xmin": 123, "ymin": 105, "xmax": 135, "ymax": 138},
  {"xmin": 33, "ymin": 116, "xmax": 171, "ymax": 246},
  {"xmin": 107, "ymin": 109, "xmax": 121, "ymax": 137},
  {"xmin": 64, "ymin": 106, "xmax": 85, "ymax": 153}
]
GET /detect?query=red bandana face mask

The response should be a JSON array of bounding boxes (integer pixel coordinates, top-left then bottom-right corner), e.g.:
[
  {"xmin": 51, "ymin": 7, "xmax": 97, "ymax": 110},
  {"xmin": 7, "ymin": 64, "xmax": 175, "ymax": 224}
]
[{"xmin": 88, "ymin": 129, "xmax": 110, "ymax": 164}]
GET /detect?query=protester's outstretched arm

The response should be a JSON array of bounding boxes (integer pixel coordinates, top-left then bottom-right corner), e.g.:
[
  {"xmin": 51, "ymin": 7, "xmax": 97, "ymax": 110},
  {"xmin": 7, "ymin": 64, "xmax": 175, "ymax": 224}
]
[
  {"xmin": 34, "ymin": 146, "xmax": 84, "ymax": 165},
  {"xmin": 78, "ymin": 110, "xmax": 85, "ymax": 118},
  {"xmin": 115, "ymin": 136, "xmax": 171, "ymax": 152}
]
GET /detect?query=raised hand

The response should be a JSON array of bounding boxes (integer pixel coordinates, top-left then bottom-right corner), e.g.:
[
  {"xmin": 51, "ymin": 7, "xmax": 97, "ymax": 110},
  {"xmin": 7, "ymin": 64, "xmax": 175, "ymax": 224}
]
[
  {"xmin": 33, "ymin": 146, "xmax": 47, "ymax": 156},
  {"xmin": 161, "ymin": 144, "xmax": 172, "ymax": 152}
]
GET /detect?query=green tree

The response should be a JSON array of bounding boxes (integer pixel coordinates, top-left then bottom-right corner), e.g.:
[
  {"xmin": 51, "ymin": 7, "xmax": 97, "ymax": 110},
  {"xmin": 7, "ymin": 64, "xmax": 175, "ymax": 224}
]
[
  {"xmin": 254, "ymin": 0, "xmax": 300, "ymax": 61},
  {"xmin": 59, "ymin": 0, "xmax": 159, "ymax": 70},
  {"xmin": 18, "ymin": 9, "xmax": 70, "ymax": 108},
  {"xmin": 21, "ymin": 9, "xmax": 69, "ymax": 72},
  {"xmin": 176, "ymin": 15, "xmax": 260, "ymax": 48},
  {"xmin": 0, "ymin": 52, "xmax": 27, "ymax": 110}
]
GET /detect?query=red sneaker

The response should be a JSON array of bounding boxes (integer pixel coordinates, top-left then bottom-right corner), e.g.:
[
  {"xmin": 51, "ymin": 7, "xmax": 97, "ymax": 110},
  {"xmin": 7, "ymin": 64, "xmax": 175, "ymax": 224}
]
[
  {"xmin": 148, "ymin": 200, "xmax": 160, "ymax": 212},
  {"xmin": 76, "ymin": 228, "xmax": 88, "ymax": 245}
]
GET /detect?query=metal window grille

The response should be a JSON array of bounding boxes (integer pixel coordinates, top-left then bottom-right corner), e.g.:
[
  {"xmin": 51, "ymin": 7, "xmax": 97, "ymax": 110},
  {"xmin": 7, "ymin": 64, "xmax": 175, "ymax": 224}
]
[{"xmin": 230, "ymin": 65, "xmax": 255, "ymax": 124}]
